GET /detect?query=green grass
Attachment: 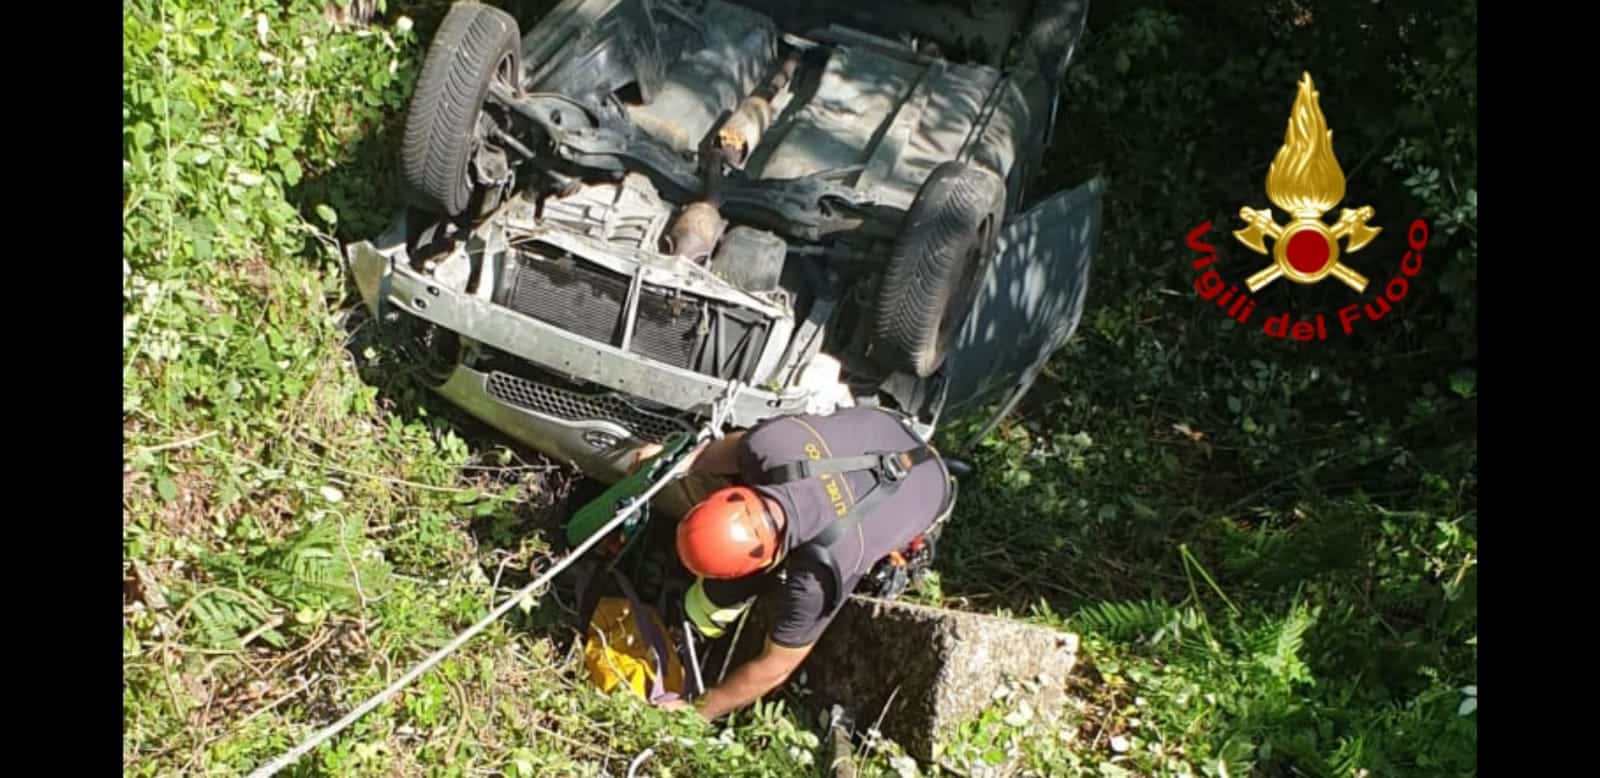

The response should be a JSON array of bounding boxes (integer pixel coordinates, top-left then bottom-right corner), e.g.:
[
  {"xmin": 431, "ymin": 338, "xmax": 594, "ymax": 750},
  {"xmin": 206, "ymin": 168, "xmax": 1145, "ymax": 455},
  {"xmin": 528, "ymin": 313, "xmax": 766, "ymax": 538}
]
[
  {"xmin": 123, "ymin": 2, "xmax": 872, "ymax": 774},
  {"xmin": 124, "ymin": 1, "xmax": 1476, "ymax": 776}
]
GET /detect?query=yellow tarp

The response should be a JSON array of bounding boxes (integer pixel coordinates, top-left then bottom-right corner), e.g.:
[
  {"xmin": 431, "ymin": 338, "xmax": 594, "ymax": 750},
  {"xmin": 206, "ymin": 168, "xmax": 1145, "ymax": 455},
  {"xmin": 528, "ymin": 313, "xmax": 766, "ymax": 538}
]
[{"xmin": 583, "ymin": 596, "xmax": 686, "ymax": 701}]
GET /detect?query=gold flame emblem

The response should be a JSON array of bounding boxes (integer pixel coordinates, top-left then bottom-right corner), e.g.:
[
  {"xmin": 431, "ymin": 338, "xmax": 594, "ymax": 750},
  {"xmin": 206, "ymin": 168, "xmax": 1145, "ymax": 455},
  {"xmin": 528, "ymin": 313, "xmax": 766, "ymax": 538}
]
[{"xmin": 1235, "ymin": 72, "xmax": 1380, "ymax": 293}]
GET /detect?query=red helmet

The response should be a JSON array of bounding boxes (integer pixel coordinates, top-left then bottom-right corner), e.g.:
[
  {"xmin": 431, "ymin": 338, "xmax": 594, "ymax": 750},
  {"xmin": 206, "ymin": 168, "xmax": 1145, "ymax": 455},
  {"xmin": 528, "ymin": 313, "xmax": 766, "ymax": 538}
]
[{"xmin": 676, "ymin": 486, "xmax": 781, "ymax": 579}]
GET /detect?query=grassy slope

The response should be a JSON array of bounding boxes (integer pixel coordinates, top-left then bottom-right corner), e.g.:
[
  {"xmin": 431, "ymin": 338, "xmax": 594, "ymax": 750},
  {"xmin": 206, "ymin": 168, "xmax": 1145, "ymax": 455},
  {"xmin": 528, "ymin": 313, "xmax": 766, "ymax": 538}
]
[
  {"xmin": 124, "ymin": 3, "xmax": 885, "ymax": 775},
  {"xmin": 124, "ymin": 1, "xmax": 1476, "ymax": 776}
]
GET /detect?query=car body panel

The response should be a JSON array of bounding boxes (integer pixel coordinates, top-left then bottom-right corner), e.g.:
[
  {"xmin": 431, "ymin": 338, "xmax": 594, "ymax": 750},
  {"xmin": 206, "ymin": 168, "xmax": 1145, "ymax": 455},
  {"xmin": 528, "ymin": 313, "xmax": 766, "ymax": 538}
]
[
  {"xmin": 939, "ymin": 175, "xmax": 1105, "ymax": 432},
  {"xmin": 750, "ymin": 51, "xmax": 1031, "ymax": 218},
  {"xmin": 728, "ymin": 0, "xmax": 1030, "ymax": 70},
  {"xmin": 622, "ymin": 0, "xmax": 780, "ymax": 154},
  {"xmin": 749, "ymin": 44, "xmax": 934, "ymax": 197}
]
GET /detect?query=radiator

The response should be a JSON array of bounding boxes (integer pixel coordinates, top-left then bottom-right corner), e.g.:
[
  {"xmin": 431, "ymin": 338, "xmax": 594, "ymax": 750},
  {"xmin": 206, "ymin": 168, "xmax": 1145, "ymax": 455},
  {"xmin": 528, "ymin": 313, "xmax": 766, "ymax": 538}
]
[{"xmin": 496, "ymin": 254, "xmax": 772, "ymax": 382}]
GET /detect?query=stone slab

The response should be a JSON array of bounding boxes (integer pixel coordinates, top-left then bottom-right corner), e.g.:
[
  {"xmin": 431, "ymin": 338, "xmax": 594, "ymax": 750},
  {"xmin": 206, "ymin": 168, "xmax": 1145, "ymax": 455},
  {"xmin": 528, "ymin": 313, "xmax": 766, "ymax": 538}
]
[{"xmin": 731, "ymin": 593, "xmax": 1080, "ymax": 763}]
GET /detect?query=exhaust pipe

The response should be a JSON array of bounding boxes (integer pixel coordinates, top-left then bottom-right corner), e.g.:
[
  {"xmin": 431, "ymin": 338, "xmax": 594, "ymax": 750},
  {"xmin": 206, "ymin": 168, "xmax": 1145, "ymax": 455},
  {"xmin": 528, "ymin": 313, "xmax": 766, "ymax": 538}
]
[
  {"xmin": 667, "ymin": 49, "xmax": 802, "ymax": 261},
  {"xmin": 714, "ymin": 51, "xmax": 801, "ymax": 169},
  {"xmin": 663, "ymin": 200, "xmax": 726, "ymax": 262},
  {"xmin": 664, "ymin": 150, "xmax": 727, "ymax": 262}
]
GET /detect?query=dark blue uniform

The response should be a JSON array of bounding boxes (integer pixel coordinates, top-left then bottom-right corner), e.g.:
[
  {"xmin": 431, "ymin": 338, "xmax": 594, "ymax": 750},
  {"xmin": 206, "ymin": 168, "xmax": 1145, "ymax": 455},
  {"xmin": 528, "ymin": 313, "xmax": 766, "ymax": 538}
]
[{"xmin": 700, "ymin": 407, "xmax": 952, "ymax": 647}]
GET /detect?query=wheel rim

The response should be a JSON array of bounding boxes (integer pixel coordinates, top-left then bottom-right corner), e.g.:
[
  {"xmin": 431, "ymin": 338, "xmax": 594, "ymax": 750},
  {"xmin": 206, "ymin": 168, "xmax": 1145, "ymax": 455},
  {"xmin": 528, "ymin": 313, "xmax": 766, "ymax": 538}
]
[{"xmin": 937, "ymin": 215, "xmax": 995, "ymax": 349}]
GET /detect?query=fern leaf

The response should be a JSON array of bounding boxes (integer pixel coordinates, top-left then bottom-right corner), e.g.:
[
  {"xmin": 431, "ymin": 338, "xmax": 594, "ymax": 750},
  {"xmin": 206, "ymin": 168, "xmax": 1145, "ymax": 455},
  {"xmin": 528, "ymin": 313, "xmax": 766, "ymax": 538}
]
[
  {"xmin": 186, "ymin": 588, "xmax": 271, "ymax": 650},
  {"xmin": 1071, "ymin": 600, "xmax": 1195, "ymax": 643},
  {"xmin": 257, "ymin": 626, "xmax": 289, "ymax": 649},
  {"xmin": 1240, "ymin": 602, "xmax": 1316, "ymax": 688},
  {"xmin": 247, "ymin": 518, "xmax": 393, "ymax": 613},
  {"xmin": 192, "ymin": 598, "xmax": 239, "ymax": 650},
  {"xmin": 1327, "ymin": 735, "xmax": 1366, "ymax": 778},
  {"xmin": 1176, "ymin": 630, "xmax": 1225, "ymax": 667},
  {"xmin": 1213, "ymin": 736, "xmax": 1258, "ymax": 778}
]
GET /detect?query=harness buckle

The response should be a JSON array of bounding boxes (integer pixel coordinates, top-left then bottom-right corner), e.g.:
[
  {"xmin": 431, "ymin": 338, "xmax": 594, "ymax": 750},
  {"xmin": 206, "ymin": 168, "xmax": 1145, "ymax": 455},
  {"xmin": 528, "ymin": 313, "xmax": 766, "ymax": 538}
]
[{"xmin": 879, "ymin": 451, "xmax": 913, "ymax": 482}]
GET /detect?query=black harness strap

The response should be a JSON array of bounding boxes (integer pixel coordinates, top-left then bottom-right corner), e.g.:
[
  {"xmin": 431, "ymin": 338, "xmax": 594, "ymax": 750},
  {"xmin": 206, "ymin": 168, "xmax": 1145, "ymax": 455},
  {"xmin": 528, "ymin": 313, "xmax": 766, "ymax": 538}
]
[
  {"xmin": 757, "ymin": 413, "xmax": 944, "ymax": 613},
  {"xmin": 760, "ymin": 448, "xmax": 935, "ymax": 486},
  {"xmin": 804, "ymin": 448, "xmax": 933, "ymax": 547}
]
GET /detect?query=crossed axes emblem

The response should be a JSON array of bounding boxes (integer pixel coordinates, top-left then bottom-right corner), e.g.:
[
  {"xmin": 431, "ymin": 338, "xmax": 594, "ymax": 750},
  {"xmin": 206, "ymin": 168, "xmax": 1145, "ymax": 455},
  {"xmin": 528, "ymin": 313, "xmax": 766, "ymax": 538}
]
[{"xmin": 1234, "ymin": 205, "xmax": 1381, "ymax": 293}]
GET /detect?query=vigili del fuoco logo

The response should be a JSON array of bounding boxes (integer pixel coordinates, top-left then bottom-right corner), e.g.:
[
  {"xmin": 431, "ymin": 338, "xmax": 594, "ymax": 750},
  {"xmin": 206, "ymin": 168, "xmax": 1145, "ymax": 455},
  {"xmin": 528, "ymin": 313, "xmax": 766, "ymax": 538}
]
[{"xmin": 1186, "ymin": 72, "xmax": 1430, "ymax": 341}]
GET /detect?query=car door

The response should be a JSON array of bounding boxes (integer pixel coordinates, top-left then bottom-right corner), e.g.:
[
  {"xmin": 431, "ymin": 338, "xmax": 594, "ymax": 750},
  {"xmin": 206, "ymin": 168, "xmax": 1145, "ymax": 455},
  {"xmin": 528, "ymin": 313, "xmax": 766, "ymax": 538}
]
[{"xmin": 937, "ymin": 175, "xmax": 1104, "ymax": 449}]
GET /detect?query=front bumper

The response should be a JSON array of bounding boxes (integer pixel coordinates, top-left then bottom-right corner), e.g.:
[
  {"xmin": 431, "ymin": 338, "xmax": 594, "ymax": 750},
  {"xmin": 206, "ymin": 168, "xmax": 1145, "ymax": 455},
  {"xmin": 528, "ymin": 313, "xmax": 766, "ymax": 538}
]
[
  {"xmin": 434, "ymin": 361, "xmax": 675, "ymax": 480},
  {"xmin": 425, "ymin": 360, "xmax": 724, "ymax": 518},
  {"xmin": 345, "ymin": 213, "xmax": 818, "ymax": 430}
]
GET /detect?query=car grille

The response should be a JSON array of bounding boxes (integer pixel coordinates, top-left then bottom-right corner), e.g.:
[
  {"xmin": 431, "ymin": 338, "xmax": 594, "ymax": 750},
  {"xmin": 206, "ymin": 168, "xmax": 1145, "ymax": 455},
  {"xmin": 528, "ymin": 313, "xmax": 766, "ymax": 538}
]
[
  {"xmin": 484, "ymin": 370, "xmax": 692, "ymax": 445},
  {"xmin": 499, "ymin": 254, "xmax": 773, "ymax": 382}
]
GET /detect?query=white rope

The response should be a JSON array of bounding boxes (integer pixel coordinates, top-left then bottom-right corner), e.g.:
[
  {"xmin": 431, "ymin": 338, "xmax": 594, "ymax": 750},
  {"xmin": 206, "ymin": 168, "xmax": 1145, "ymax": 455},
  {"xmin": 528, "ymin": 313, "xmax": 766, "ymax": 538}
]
[
  {"xmin": 626, "ymin": 746, "xmax": 657, "ymax": 778},
  {"xmin": 244, "ymin": 434, "xmax": 711, "ymax": 778},
  {"xmin": 707, "ymin": 379, "xmax": 742, "ymax": 437},
  {"xmin": 682, "ymin": 618, "xmax": 706, "ymax": 697},
  {"xmin": 716, "ymin": 606, "xmax": 751, "ymax": 685}
]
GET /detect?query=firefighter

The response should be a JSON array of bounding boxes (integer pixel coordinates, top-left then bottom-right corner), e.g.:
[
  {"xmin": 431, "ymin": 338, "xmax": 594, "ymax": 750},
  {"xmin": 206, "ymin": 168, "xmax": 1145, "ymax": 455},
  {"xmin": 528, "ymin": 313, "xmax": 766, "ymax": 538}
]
[{"xmin": 635, "ymin": 405, "xmax": 955, "ymax": 720}]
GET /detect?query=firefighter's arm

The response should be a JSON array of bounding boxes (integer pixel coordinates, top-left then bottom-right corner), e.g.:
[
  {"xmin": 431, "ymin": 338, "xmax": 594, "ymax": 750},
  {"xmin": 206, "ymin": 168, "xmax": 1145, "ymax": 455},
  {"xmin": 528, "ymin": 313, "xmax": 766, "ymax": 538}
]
[
  {"xmin": 629, "ymin": 431, "xmax": 747, "ymax": 477},
  {"xmin": 689, "ymin": 430, "xmax": 747, "ymax": 476},
  {"xmin": 691, "ymin": 638, "xmax": 814, "ymax": 721},
  {"xmin": 686, "ymin": 562, "xmax": 833, "ymax": 721}
]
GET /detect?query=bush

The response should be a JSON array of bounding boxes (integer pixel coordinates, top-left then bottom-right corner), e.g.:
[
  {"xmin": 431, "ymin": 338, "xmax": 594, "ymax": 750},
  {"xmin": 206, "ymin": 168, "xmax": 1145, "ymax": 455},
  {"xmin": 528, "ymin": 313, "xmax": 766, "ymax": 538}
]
[{"xmin": 934, "ymin": 0, "xmax": 1477, "ymax": 774}]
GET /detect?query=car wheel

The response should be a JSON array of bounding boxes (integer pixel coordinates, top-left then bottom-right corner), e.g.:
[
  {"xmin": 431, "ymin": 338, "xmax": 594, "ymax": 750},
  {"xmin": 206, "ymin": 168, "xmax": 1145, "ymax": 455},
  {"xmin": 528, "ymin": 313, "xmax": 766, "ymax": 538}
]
[
  {"xmin": 869, "ymin": 161, "xmax": 1006, "ymax": 379},
  {"xmin": 1022, "ymin": 0, "xmax": 1090, "ymax": 84},
  {"xmin": 401, "ymin": 2, "xmax": 522, "ymax": 220}
]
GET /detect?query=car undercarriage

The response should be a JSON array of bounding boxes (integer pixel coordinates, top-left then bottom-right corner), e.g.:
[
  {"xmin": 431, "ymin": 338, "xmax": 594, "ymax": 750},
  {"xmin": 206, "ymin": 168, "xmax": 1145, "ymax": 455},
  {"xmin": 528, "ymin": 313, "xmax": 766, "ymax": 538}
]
[{"xmin": 347, "ymin": 0, "xmax": 1102, "ymax": 481}]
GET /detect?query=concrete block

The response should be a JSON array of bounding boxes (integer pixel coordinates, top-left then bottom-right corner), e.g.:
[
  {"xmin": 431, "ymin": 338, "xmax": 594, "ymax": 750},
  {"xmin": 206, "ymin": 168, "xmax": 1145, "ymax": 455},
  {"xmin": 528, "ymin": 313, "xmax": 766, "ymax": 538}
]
[{"xmin": 731, "ymin": 594, "xmax": 1080, "ymax": 763}]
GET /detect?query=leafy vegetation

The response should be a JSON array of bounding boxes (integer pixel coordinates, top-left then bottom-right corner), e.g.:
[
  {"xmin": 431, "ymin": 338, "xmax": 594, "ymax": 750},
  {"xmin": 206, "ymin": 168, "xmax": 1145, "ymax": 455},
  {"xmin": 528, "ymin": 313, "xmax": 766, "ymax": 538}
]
[
  {"xmin": 927, "ymin": 1, "xmax": 1477, "ymax": 775},
  {"xmin": 124, "ymin": 0, "xmax": 1475, "ymax": 776}
]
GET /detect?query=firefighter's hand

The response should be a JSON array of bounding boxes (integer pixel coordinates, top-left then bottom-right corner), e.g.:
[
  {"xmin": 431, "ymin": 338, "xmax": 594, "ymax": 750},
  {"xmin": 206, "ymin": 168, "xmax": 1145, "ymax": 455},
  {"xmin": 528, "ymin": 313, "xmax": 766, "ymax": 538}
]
[
  {"xmin": 627, "ymin": 443, "xmax": 664, "ymax": 474},
  {"xmin": 655, "ymin": 697, "xmax": 690, "ymax": 713}
]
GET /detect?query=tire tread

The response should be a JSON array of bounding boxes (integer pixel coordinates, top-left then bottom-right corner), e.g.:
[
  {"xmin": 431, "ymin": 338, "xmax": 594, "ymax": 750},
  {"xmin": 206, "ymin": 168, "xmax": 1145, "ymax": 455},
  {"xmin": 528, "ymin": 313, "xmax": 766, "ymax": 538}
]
[
  {"xmin": 401, "ymin": 3, "xmax": 520, "ymax": 217},
  {"xmin": 871, "ymin": 162, "xmax": 1006, "ymax": 377}
]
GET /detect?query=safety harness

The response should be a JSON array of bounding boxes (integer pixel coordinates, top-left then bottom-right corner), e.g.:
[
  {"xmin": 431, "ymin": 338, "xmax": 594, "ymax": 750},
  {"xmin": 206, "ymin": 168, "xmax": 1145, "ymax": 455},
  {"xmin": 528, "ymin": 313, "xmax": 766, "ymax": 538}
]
[
  {"xmin": 572, "ymin": 410, "xmax": 954, "ymax": 705},
  {"xmin": 759, "ymin": 411, "xmax": 956, "ymax": 614}
]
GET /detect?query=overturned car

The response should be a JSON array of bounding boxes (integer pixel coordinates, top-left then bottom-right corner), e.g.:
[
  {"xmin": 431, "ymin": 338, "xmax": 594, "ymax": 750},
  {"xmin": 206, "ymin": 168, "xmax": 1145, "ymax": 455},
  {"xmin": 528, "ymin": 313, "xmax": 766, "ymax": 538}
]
[{"xmin": 347, "ymin": 0, "xmax": 1104, "ymax": 482}]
